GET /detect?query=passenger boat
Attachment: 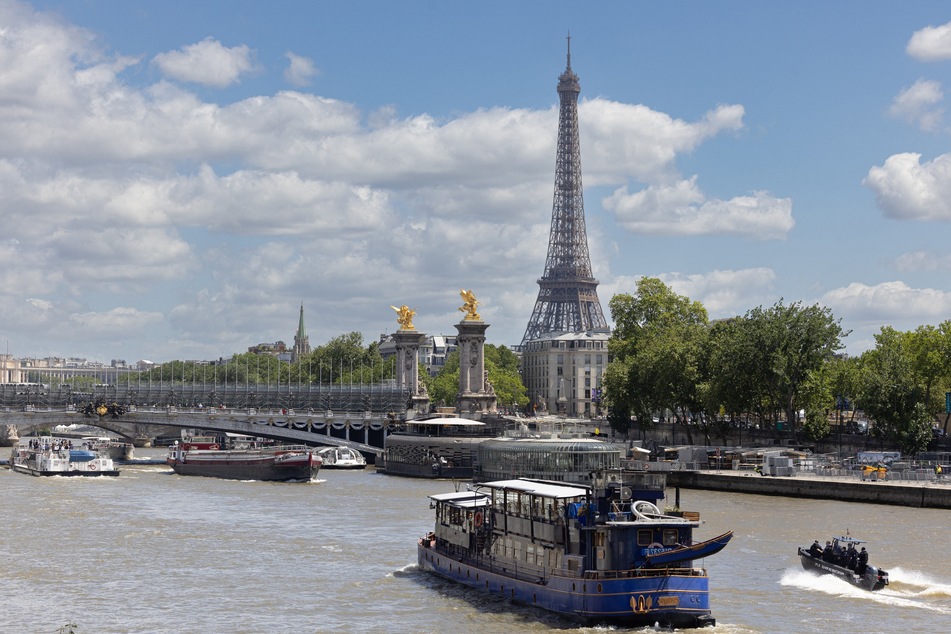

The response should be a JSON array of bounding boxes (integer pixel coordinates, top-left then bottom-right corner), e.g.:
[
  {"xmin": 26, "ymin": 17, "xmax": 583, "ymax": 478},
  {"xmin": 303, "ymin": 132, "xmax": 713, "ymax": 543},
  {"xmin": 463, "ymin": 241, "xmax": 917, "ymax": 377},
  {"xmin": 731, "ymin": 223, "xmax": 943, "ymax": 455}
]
[
  {"xmin": 81, "ymin": 436, "xmax": 135, "ymax": 462},
  {"xmin": 315, "ymin": 446, "xmax": 367, "ymax": 469},
  {"xmin": 379, "ymin": 415, "xmax": 502, "ymax": 478},
  {"xmin": 798, "ymin": 536, "xmax": 888, "ymax": 591},
  {"xmin": 10, "ymin": 436, "xmax": 120, "ymax": 477},
  {"xmin": 166, "ymin": 436, "xmax": 320, "ymax": 482},
  {"xmin": 418, "ymin": 474, "xmax": 732, "ymax": 628}
]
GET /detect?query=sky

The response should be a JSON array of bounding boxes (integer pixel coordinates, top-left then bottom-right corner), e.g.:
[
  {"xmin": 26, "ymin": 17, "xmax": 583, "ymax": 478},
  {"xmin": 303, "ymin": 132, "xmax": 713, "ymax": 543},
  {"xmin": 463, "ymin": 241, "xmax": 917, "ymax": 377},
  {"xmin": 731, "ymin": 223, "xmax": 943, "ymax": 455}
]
[{"xmin": 3, "ymin": 1, "xmax": 951, "ymax": 364}]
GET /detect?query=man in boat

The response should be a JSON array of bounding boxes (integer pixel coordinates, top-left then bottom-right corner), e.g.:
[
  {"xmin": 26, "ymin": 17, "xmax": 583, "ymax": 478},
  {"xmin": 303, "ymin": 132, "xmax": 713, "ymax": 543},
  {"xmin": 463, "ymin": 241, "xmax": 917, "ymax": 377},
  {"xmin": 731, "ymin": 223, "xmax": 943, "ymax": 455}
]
[
  {"xmin": 808, "ymin": 540, "xmax": 823, "ymax": 557},
  {"xmin": 857, "ymin": 547, "xmax": 869, "ymax": 575},
  {"xmin": 822, "ymin": 541, "xmax": 834, "ymax": 562}
]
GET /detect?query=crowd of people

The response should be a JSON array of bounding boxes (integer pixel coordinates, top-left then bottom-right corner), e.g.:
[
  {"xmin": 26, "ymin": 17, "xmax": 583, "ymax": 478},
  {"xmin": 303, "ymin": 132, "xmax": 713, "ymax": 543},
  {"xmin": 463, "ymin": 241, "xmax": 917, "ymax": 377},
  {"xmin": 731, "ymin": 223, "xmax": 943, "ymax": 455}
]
[{"xmin": 807, "ymin": 539, "xmax": 869, "ymax": 574}]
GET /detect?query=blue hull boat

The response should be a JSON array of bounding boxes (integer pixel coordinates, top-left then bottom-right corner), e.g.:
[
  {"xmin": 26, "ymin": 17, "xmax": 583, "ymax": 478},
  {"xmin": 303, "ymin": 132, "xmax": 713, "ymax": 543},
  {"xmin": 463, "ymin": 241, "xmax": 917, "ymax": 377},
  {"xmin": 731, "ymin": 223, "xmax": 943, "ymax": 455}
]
[{"xmin": 418, "ymin": 476, "xmax": 729, "ymax": 628}]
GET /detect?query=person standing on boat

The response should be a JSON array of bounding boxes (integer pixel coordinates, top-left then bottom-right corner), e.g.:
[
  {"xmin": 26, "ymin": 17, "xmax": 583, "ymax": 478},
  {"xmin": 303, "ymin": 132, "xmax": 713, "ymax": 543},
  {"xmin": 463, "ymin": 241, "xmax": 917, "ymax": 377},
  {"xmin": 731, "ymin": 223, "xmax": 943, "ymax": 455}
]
[
  {"xmin": 809, "ymin": 540, "xmax": 822, "ymax": 557},
  {"xmin": 858, "ymin": 547, "xmax": 869, "ymax": 574},
  {"xmin": 822, "ymin": 541, "xmax": 833, "ymax": 562}
]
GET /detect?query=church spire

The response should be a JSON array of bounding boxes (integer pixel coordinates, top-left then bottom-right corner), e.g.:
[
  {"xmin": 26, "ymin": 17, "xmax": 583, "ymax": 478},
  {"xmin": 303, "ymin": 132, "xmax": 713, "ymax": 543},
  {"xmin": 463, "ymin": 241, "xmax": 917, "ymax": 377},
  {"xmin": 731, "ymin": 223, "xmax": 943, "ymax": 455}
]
[{"xmin": 292, "ymin": 303, "xmax": 310, "ymax": 361}]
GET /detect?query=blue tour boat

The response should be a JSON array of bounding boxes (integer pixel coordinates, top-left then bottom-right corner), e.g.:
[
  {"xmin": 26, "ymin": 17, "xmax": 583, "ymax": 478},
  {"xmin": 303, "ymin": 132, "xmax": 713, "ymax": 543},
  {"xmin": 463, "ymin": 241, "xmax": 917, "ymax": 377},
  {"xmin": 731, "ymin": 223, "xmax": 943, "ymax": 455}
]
[{"xmin": 418, "ymin": 475, "xmax": 732, "ymax": 628}]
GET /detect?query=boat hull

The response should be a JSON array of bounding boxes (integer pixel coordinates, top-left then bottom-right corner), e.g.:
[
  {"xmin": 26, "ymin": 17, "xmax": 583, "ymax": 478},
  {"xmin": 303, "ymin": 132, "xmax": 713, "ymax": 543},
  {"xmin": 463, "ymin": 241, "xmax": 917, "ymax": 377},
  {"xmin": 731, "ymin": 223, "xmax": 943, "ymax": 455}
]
[
  {"xmin": 798, "ymin": 549, "xmax": 888, "ymax": 591},
  {"xmin": 11, "ymin": 463, "xmax": 119, "ymax": 477},
  {"xmin": 418, "ymin": 543, "xmax": 715, "ymax": 628},
  {"xmin": 168, "ymin": 452, "xmax": 319, "ymax": 482}
]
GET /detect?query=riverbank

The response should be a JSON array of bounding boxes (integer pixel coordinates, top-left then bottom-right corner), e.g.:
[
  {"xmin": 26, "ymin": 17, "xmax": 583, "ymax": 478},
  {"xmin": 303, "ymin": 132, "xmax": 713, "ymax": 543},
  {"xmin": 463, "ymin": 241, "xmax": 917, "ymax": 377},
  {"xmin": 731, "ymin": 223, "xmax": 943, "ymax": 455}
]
[{"xmin": 667, "ymin": 469, "xmax": 951, "ymax": 509}]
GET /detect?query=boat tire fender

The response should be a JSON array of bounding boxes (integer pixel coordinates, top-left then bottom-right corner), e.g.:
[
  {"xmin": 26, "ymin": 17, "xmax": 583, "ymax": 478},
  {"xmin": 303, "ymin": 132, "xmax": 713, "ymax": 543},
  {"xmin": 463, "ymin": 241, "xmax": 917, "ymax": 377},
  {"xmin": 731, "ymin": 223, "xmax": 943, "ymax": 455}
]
[
  {"xmin": 89, "ymin": 462, "xmax": 97, "ymax": 470},
  {"xmin": 474, "ymin": 510, "xmax": 484, "ymax": 528}
]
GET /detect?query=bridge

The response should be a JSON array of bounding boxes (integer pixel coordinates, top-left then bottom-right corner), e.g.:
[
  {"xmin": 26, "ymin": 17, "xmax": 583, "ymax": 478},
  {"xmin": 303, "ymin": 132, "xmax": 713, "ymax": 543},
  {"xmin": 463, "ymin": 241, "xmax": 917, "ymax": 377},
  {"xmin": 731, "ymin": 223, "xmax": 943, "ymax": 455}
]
[{"xmin": 0, "ymin": 381, "xmax": 416, "ymax": 462}]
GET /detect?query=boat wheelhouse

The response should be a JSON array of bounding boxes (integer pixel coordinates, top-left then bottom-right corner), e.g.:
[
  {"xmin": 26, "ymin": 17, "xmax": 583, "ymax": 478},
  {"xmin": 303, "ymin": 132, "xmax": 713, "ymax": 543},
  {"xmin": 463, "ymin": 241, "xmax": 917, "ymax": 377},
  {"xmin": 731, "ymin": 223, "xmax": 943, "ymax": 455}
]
[{"xmin": 418, "ymin": 475, "xmax": 731, "ymax": 628}]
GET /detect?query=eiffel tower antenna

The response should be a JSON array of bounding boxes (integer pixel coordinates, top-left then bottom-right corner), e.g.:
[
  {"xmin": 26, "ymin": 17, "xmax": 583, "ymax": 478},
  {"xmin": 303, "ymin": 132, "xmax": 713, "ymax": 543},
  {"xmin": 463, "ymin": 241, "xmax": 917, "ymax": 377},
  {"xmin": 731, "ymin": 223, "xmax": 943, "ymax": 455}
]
[{"xmin": 520, "ymin": 40, "xmax": 608, "ymax": 344}]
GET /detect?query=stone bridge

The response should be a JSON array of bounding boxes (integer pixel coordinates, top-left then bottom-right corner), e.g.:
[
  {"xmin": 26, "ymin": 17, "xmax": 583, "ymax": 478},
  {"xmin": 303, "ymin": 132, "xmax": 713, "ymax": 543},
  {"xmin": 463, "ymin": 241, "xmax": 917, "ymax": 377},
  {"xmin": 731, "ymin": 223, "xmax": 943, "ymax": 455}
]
[{"xmin": 1, "ymin": 406, "xmax": 399, "ymax": 461}]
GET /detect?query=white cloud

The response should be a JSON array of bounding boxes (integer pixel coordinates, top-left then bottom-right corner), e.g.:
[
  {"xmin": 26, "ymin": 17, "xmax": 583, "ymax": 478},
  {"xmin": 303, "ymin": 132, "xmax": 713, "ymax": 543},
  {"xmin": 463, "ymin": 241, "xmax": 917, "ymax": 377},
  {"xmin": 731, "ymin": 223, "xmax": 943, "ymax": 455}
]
[
  {"xmin": 152, "ymin": 37, "xmax": 256, "ymax": 88},
  {"xmin": 907, "ymin": 22, "xmax": 951, "ymax": 61},
  {"xmin": 863, "ymin": 152, "xmax": 951, "ymax": 220},
  {"xmin": 821, "ymin": 281, "xmax": 951, "ymax": 322},
  {"xmin": 284, "ymin": 51, "xmax": 318, "ymax": 86},
  {"xmin": 603, "ymin": 177, "xmax": 794, "ymax": 239},
  {"xmin": 888, "ymin": 79, "xmax": 944, "ymax": 131},
  {"xmin": 894, "ymin": 249, "xmax": 951, "ymax": 272},
  {"xmin": 0, "ymin": 2, "xmax": 786, "ymax": 360}
]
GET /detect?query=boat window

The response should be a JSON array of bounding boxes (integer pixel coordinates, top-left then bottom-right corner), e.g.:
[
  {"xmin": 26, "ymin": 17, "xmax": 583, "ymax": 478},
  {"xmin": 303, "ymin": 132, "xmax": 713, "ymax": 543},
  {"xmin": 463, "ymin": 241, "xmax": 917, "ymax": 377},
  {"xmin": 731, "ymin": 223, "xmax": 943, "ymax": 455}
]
[
  {"xmin": 637, "ymin": 529, "xmax": 653, "ymax": 546},
  {"xmin": 663, "ymin": 529, "xmax": 679, "ymax": 546}
]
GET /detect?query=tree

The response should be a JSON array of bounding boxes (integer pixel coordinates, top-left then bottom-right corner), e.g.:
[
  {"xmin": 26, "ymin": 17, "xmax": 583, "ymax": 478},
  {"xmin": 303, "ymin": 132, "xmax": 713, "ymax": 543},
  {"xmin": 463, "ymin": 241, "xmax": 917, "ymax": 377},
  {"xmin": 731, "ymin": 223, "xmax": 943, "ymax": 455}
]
[
  {"xmin": 860, "ymin": 327, "xmax": 934, "ymax": 455},
  {"xmin": 605, "ymin": 277, "xmax": 709, "ymax": 443}
]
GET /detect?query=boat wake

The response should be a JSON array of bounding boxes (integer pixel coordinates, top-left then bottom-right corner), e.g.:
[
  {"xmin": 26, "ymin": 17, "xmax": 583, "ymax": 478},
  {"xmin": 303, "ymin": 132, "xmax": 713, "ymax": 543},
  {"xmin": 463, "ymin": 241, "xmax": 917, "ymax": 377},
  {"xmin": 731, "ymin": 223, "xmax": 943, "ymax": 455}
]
[{"xmin": 782, "ymin": 568, "xmax": 951, "ymax": 614}]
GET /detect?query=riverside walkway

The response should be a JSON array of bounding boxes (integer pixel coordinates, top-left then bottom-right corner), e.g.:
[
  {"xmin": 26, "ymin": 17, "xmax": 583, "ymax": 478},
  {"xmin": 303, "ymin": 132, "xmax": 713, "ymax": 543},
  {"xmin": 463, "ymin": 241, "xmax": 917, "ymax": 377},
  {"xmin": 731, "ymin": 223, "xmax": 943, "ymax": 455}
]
[{"xmin": 667, "ymin": 468, "xmax": 951, "ymax": 509}]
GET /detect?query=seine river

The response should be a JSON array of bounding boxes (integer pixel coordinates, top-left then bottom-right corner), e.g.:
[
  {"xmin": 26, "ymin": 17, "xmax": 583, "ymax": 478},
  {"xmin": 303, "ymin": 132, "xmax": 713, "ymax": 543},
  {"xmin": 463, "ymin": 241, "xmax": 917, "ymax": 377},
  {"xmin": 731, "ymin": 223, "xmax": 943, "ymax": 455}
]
[{"xmin": 2, "ymin": 449, "xmax": 949, "ymax": 633}]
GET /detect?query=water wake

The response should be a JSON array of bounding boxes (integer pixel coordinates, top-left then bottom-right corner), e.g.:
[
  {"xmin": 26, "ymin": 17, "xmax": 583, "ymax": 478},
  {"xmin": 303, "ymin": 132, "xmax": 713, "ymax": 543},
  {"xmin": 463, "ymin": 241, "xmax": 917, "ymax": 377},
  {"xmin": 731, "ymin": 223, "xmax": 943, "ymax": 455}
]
[{"xmin": 782, "ymin": 568, "xmax": 951, "ymax": 614}]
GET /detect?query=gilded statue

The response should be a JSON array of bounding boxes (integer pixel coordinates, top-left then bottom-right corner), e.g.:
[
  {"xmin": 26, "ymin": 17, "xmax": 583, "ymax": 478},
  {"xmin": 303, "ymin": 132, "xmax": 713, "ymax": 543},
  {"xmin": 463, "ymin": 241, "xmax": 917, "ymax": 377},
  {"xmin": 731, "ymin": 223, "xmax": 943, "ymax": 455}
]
[
  {"xmin": 459, "ymin": 289, "xmax": 481, "ymax": 321},
  {"xmin": 391, "ymin": 304, "xmax": 416, "ymax": 330}
]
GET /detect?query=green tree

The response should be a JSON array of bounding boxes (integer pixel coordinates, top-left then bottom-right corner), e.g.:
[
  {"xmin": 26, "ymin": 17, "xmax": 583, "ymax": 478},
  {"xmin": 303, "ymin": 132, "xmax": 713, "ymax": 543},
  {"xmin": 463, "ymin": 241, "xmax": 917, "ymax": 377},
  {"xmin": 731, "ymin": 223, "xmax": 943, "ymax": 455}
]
[
  {"xmin": 860, "ymin": 327, "xmax": 934, "ymax": 455},
  {"xmin": 605, "ymin": 277, "xmax": 709, "ymax": 442}
]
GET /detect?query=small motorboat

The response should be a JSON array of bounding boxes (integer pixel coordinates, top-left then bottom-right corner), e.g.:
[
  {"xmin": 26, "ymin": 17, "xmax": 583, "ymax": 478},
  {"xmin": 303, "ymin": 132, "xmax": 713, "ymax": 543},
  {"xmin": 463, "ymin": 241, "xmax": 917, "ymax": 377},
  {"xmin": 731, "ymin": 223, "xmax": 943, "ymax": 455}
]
[
  {"xmin": 316, "ymin": 446, "xmax": 367, "ymax": 469},
  {"xmin": 798, "ymin": 536, "xmax": 888, "ymax": 591}
]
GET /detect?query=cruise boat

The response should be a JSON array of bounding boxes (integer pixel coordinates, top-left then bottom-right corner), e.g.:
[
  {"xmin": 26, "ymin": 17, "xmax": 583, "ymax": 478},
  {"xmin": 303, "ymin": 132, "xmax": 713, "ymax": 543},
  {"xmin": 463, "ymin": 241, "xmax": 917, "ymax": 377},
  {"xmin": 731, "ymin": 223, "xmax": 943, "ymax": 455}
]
[
  {"xmin": 798, "ymin": 536, "xmax": 888, "ymax": 591},
  {"xmin": 81, "ymin": 436, "xmax": 135, "ymax": 462},
  {"xmin": 378, "ymin": 415, "xmax": 502, "ymax": 478},
  {"xmin": 166, "ymin": 436, "xmax": 320, "ymax": 482},
  {"xmin": 418, "ymin": 474, "xmax": 732, "ymax": 628},
  {"xmin": 10, "ymin": 436, "xmax": 120, "ymax": 477},
  {"xmin": 315, "ymin": 446, "xmax": 367, "ymax": 469}
]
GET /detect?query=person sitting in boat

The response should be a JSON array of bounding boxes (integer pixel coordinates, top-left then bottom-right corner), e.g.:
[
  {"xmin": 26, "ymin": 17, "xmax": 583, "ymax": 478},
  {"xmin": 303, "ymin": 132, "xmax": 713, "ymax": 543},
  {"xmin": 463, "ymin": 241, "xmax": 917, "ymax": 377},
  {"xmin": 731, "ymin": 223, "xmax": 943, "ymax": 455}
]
[
  {"xmin": 808, "ymin": 540, "xmax": 823, "ymax": 557},
  {"xmin": 857, "ymin": 547, "xmax": 869, "ymax": 574}
]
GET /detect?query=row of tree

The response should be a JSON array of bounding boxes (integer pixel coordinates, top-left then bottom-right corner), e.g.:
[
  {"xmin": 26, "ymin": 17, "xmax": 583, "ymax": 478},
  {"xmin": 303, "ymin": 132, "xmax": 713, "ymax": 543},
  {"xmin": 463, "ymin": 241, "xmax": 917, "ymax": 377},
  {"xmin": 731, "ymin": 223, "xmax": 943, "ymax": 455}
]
[{"xmin": 602, "ymin": 277, "xmax": 944, "ymax": 456}]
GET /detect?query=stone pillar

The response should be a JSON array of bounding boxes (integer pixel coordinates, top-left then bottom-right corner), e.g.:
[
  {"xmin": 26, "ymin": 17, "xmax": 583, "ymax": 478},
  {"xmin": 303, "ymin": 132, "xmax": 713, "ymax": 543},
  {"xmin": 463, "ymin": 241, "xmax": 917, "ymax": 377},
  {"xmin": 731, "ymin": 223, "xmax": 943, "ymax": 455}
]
[
  {"xmin": 455, "ymin": 319, "xmax": 498, "ymax": 417},
  {"xmin": 393, "ymin": 329, "xmax": 429, "ymax": 417}
]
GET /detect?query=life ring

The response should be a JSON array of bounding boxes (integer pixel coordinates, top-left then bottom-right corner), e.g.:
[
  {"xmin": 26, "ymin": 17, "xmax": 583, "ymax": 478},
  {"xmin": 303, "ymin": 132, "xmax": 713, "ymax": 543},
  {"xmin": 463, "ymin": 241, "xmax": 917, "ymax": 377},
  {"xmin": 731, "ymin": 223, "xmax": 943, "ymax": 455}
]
[
  {"xmin": 210, "ymin": 444, "xmax": 220, "ymax": 450},
  {"xmin": 89, "ymin": 462, "xmax": 97, "ymax": 470},
  {"xmin": 474, "ymin": 510, "xmax": 484, "ymax": 528}
]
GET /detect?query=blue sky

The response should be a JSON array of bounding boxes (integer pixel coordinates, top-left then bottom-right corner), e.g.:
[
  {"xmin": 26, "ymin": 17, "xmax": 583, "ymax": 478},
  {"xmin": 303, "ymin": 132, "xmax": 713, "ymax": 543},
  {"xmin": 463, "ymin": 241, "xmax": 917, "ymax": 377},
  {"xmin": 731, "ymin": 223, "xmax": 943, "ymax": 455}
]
[{"xmin": 3, "ymin": 1, "xmax": 951, "ymax": 363}]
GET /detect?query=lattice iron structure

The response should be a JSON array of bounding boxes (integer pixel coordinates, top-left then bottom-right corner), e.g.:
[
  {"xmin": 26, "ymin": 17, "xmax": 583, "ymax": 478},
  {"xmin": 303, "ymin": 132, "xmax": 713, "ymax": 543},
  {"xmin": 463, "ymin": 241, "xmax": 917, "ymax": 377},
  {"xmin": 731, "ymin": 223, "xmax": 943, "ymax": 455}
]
[{"xmin": 521, "ymin": 42, "xmax": 609, "ymax": 344}]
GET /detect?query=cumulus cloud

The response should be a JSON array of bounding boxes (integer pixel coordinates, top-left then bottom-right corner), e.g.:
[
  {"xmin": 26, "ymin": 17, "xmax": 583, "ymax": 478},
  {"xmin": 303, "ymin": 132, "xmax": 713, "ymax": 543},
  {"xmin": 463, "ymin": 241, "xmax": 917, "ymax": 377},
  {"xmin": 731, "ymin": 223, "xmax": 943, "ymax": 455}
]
[
  {"xmin": 284, "ymin": 51, "xmax": 318, "ymax": 86},
  {"xmin": 889, "ymin": 79, "xmax": 944, "ymax": 131},
  {"xmin": 907, "ymin": 22, "xmax": 951, "ymax": 61},
  {"xmin": 863, "ymin": 152, "xmax": 951, "ymax": 220},
  {"xmin": 152, "ymin": 37, "xmax": 256, "ymax": 88},
  {"xmin": 0, "ymin": 2, "xmax": 781, "ymax": 360},
  {"xmin": 821, "ymin": 281, "xmax": 951, "ymax": 322},
  {"xmin": 603, "ymin": 177, "xmax": 794, "ymax": 239}
]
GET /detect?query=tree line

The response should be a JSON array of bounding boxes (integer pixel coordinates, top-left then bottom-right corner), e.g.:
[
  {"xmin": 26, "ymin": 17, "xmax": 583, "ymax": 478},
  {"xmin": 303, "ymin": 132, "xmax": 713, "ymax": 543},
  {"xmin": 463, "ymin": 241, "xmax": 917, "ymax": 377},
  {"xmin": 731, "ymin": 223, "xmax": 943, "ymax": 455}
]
[{"xmin": 603, "ymin": 277, "xmax": 945, "ymax": 456}]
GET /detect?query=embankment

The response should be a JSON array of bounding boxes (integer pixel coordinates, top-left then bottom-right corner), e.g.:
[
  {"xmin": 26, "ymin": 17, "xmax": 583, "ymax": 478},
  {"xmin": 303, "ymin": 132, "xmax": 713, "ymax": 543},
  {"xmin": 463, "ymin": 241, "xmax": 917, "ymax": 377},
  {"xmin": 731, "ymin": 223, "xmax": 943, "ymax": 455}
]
[{"xmin": 667, "ymin": 471, "xmax": 951, "ymax": 509}]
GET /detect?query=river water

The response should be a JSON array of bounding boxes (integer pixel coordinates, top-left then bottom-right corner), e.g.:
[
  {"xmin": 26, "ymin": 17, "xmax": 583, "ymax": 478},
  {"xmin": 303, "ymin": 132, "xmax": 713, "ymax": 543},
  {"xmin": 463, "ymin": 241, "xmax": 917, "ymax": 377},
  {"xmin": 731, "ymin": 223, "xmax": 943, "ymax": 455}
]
[{"xmin": 2, "ymin": 449, "xmax": 949, "ymax": 633}]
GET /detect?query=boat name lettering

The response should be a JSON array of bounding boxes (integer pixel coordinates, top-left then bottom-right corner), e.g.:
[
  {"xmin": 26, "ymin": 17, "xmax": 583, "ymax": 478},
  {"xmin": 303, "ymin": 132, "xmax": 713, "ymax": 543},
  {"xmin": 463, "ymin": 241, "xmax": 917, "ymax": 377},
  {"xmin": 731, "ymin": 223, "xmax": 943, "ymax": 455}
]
[{"xmin": 657, "ymin": 597, "xmax": 680, "ymax": 608}]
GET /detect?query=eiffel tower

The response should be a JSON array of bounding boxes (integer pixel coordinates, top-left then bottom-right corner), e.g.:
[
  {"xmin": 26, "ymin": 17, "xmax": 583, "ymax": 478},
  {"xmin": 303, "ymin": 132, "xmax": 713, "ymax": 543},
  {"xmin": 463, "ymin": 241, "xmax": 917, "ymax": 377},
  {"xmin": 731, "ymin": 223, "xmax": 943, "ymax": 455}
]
[{"xmin": 521, "ymin": 39, "xmax": 608, "ymax": 345}]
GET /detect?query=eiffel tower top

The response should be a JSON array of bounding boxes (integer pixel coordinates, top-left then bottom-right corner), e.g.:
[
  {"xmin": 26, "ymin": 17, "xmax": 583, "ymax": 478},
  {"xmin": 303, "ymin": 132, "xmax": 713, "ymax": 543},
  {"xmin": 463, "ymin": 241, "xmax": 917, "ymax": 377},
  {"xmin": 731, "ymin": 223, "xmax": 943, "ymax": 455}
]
[{"xmin": 520, "ymin": 39, "xmax": 609, "ymax": 345}]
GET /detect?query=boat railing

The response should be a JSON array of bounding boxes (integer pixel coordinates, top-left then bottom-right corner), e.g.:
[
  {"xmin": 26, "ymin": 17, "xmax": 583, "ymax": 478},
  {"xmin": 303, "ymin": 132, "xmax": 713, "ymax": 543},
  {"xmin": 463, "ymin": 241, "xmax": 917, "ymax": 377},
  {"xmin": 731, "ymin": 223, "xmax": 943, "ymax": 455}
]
[{"xmin": 579, "ymin": 567, "xmax": 707, "ymax": 580}]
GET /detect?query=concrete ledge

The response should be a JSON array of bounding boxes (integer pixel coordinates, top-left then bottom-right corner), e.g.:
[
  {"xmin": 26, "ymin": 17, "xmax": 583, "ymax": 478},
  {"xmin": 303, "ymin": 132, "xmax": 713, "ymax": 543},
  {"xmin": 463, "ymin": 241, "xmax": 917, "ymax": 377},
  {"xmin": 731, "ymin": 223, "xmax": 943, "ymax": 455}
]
[{"xmin": 667, "ymin": 471, "xmax": 951, "ymax": 509}]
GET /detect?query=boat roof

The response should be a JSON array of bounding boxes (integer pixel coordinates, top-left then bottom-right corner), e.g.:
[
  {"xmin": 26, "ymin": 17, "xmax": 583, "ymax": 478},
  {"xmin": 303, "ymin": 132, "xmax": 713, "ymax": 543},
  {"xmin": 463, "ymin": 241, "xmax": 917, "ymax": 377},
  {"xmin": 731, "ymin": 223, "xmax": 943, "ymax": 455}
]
[
  {"xmin": 833, "ymin": 536, "xmax": 867, "ymax": 544},
  {"xmin": 479, "ymin": 479, "xmax": 588, "ymax": 499},
  {"xmin": 408, "ymin": 419, "xmax": 486, "ymax": 427},
  {"xmin": 428, "ymin": 491, "xmax": 490, "ymax": 509}
]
